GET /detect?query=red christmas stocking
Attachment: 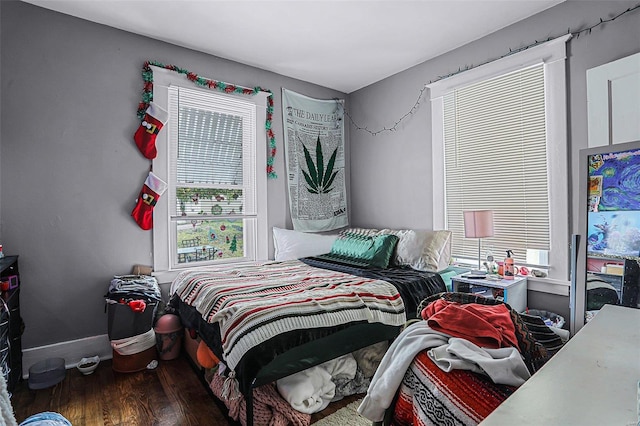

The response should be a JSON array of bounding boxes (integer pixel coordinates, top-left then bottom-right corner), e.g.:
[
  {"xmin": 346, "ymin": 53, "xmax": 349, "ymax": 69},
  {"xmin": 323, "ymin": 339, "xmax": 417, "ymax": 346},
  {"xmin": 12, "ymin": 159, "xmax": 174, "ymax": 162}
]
[
  {"xmin": 134, "ymin": 102, "xmax": 169, "ymax": 159},
  {"xmin": 131, "ymin": 171, "xmax": 167, "ymax": 230}
]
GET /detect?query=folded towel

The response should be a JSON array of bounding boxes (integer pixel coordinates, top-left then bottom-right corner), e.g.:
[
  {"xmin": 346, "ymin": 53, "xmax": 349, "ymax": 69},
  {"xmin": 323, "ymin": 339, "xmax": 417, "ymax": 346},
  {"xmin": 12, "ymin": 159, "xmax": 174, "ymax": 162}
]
[{"xmin": 277, "ymin": 367, "xmax": 336, "ymax": 414}]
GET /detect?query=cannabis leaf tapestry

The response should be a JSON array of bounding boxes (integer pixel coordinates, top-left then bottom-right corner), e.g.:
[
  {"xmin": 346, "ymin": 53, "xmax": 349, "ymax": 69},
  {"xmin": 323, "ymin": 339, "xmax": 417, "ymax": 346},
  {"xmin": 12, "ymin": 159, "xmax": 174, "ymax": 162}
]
[{"xmin": 282, "ymin": 88, "xmax": 348, "ymax": 232}]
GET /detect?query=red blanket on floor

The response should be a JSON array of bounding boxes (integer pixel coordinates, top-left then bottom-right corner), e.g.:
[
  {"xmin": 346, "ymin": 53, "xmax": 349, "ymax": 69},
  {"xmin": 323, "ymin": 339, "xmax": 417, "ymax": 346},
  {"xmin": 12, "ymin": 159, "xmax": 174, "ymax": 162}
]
[
  {"xmin": 209, "ymin": 370, "xmax": 311, "ymax": 426},
  {"xmin": 392, "ymin": 350, "xmax": 517, "ymax": 426}
]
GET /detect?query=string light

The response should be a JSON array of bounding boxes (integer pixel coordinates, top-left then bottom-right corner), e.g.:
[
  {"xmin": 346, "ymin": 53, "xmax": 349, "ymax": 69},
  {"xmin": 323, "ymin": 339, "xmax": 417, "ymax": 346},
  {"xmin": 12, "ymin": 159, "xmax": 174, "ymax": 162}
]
[
  {"xmin": 345, "ymin": 3, "xmax": 640, "ymax": 136},
  {"xmin": 336, "ymin": 86, "xmax": 428, "ymax": 137}
]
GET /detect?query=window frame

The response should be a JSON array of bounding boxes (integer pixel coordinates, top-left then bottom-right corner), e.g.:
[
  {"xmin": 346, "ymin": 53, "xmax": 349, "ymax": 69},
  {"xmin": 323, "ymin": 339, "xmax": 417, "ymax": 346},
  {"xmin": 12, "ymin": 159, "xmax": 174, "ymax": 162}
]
[
  {"xmin": 150, "ymin": 67, "xmax": 269, "ymax": 282},
  {"xmin": 428, "ymin": 34, "xmax": 571, "ymax": 288}
]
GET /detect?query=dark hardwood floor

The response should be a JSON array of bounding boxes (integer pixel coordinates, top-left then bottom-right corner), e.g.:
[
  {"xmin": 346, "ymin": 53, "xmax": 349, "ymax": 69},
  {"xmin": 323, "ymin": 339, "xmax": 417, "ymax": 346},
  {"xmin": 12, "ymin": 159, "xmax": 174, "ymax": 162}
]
[
  {"xmin": 11, "ymin": 355, "xmax": 230, "ymax": 425},
  {"xmin": 10, "ymin": 355, "xmax": 361, "ymax": 425}
]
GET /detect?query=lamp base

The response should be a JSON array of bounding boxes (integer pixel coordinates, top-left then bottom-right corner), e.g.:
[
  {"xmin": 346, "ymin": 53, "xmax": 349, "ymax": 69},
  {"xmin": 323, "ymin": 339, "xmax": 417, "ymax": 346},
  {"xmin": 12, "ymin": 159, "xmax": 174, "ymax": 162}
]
[{"xmin": 469, "ymin": 270, "xmax": 487, "ymax": 275}]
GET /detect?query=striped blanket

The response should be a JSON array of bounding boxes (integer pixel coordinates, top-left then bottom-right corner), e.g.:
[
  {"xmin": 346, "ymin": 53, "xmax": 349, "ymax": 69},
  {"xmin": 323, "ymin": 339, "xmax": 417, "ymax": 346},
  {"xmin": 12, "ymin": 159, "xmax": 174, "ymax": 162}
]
[
  {"xmin": 171, "ymin": 260, "xmax": 406, "ymax": 371},
  {"xmin": 392, "ymin": 351, "xmax": 516, "ymax": 426}
]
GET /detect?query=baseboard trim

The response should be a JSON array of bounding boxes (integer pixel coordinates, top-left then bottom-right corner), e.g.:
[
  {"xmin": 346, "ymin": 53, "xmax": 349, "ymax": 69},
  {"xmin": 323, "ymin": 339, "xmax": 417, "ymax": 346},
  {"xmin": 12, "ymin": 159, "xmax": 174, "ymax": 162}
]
[{"xmin": 21, "ymin": 334, "xmax": 113, "ymax": 378}]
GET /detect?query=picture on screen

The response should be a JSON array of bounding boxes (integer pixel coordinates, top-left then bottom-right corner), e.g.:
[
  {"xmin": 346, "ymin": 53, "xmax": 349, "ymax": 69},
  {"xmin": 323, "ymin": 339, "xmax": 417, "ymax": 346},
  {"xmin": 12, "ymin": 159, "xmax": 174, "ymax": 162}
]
[
  {"xmin": 587, "ymin": 210, "xmax": 640, "ymax": 257},
  {"xmin": 588, "ymin": 148, "xmax": 640, "ymax": 212}
]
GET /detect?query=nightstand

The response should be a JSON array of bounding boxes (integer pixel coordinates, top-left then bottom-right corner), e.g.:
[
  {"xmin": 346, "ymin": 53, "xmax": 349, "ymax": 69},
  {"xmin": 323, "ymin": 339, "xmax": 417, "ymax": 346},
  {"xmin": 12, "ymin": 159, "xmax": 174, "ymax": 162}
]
[{"xmin": 451, "ymin": 274, "xmax": 527, "ymax": 313}]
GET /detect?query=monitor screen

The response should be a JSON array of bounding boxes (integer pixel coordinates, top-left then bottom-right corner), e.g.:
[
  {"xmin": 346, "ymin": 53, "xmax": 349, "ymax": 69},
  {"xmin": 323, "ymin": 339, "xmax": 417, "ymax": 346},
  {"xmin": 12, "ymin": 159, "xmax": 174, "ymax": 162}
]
[{"xmin": 587, "ymin": 146, "xmax": 640, "ymax": 258}]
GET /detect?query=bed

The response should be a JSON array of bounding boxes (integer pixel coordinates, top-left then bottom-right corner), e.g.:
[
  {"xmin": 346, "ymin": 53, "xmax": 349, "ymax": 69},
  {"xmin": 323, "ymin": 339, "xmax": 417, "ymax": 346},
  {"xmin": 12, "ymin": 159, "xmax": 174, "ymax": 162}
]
[
  {"xmin": 168, "ymin": 227, "xmax": 452, "ymax": 426},
  {"xmin": 360, "ymin": 292, "xmax": 565, "ymax": 426}
]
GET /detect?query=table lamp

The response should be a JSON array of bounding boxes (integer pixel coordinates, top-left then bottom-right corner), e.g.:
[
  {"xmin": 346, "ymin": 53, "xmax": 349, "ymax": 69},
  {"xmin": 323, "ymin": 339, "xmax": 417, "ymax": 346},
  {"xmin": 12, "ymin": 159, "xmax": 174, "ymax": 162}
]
[{"xmin": 463, "ymin": 210, "xmax": 494, "ymax": 274}]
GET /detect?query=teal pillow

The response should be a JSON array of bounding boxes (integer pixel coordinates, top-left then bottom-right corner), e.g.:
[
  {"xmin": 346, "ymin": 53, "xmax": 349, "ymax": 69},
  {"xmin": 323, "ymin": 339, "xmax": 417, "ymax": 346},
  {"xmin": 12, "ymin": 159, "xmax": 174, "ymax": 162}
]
[{"xmin": 330, "ymin": 233, "xmax": 399, "ymax": 268}]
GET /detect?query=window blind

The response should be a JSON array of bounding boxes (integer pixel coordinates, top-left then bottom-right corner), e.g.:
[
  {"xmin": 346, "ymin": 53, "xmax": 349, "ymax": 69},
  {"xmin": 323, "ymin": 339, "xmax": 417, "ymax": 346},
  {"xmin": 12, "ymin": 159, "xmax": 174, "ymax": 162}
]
[
  {"xmin": 443, "ymin": 64, "xmax": 550, "ymax": 264},
  {"xmin": 177, "ymin": 106, "xmax": 243, "ymax": 185},
  {"xmin": 168, "ymin": 86, "xmax": 257, "ymax": 218}
]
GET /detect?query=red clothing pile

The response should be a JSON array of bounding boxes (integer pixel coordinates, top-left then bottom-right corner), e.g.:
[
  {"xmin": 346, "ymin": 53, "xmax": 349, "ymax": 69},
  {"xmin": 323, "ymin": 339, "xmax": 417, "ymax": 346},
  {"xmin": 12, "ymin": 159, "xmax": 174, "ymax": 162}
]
[{"xmin": 421, "ymin": 299, "xmax": 519, "ymax": 349}]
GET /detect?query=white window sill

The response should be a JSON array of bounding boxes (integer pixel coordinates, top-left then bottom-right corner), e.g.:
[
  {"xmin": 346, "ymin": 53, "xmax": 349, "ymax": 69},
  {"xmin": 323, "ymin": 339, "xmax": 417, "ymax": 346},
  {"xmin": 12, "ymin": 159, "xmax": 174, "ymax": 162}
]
[{"xmin": 153, "ymin": 269, "xmax": 181, "ymax": 286}]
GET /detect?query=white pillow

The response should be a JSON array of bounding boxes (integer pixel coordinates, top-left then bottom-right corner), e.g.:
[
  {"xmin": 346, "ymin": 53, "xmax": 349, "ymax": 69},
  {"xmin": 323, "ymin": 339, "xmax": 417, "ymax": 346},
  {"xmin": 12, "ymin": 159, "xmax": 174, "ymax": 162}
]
[
  {"xmin": 380, "ymin": 229, "xmax": 452, "ymax": 272},
  {"xmin": 273, "ymin": 227, "xmax": 338, "ymax": 261}
]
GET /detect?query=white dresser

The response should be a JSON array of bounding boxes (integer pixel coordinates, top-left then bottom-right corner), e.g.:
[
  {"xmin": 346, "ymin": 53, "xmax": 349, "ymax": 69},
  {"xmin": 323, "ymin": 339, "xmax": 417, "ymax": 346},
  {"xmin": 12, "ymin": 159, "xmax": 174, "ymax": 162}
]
[{"xmin": 480, "ymin": 304, "xmax": 640, "ymax": 425}]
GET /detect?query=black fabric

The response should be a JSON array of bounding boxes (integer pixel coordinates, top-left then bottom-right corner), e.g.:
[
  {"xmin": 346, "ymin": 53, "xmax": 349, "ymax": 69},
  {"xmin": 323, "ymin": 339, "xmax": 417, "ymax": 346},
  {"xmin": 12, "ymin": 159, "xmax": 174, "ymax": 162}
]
[
  {"xmin": 586, "ymin": 277, "xmax": 621, "ymax": 310},
  {"xmin": 621, "ymin": 260, "xmax": 640, "ymax": 307},
  {"xmin": 106, "ymin": 275, "xmax": 162, "ymax": 302},
  {"xmin": 300, "ymin": 256, "xmax": 447, "ymax": 318},
  {"xmin": 169, "ymin": 259, "xmax": 446, "ymax": 394},
  {"xmin": 519, "ymin": 313, "xmax": 564, "ymax": 355},
  {"xmin": 587, "ymin": 287, "xmax": 620, "ymax": 310},
  {"xmin": 312, "ymin": 253, "xmax": 377, "ymax": 268}
]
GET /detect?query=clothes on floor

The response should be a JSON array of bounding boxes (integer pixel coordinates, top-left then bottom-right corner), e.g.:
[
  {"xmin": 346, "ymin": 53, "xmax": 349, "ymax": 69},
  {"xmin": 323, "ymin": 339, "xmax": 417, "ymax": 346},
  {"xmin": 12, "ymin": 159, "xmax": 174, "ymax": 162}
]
[
  {"xmin": 351, "ymin": 340, "xmax": 388, "ymax": 378},
  {"xmin": 427, "ymin": 337, "xmax": 530, "ymax": 386},
  {"xmin": 320, "ymin": 353, "xmax": 357, "ymax": 381},
  {"xmin": 276, "ymin": 366, "xmax": 335, "ymax": 414},
  {"xmin": 421, "ymin": 299, "xmax": 519, "ymax": 349},
  {"xmin": 360, "ymin": 294, "xmax": 546, "ymax": 422},
  {"xmin": 209, "ymin": 369, "xmax": 311, "ymax": 426},
  {"xmin": 209, "ymin": 354, "xmax": 365, "ymax": 424},
  {"xmin": 0, "ymin": 373, "xmax": 17, "ymax": 426},
  {"xmin": 358, "ymin": 321, "xmax": 451, "ymax": 422},
  {"xmin": 333, "ymin": 368, "xmax": 371, "ymax": 400},
  {"xmin": 276, "ymin": 353, "xmax": 359, "ymax": 414}
]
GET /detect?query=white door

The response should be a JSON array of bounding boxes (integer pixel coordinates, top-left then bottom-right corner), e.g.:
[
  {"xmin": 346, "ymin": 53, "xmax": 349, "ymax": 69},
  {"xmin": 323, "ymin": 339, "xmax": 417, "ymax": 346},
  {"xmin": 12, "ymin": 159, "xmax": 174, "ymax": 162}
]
[{"xmin": 587, "ymin": 52, "xmax": 640, "ymax": 147}]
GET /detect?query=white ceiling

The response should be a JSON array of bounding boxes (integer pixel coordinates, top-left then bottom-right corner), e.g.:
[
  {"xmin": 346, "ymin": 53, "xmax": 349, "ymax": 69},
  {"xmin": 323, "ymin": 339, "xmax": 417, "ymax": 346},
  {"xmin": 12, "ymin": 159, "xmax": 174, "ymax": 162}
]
[{"xmin": 22, "ymin": 0, "xmax": 564, "ymax": 93}]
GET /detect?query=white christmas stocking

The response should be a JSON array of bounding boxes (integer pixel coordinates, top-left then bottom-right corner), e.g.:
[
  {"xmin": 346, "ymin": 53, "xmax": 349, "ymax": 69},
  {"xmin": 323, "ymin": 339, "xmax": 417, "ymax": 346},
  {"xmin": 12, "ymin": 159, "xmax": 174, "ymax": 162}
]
[{"xmin": 131, "ymin": 171, "xmax": 167, "ymax": 230}]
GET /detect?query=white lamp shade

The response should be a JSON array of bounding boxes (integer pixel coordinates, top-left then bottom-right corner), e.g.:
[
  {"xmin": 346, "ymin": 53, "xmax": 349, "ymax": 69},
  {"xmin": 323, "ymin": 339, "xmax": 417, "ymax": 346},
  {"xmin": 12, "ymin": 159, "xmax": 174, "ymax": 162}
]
[{"xmin": 463, "ymin": 210, "xmax": 494, "ymax": 238}]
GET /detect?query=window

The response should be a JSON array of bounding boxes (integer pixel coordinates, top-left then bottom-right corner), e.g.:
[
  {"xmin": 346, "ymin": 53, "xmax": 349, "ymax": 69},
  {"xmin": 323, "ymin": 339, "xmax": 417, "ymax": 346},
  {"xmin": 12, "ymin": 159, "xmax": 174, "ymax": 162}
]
[
  {"xmin": 443, "ymin": 64, "xmax": 549, "ymax": 266},
  {"xmin": 151, "ymin": 67, "xmax": 268, "ymax": 277},
  {"xmin": 429, "ymin": 35, "xmax": 571, "ymax": 284}
]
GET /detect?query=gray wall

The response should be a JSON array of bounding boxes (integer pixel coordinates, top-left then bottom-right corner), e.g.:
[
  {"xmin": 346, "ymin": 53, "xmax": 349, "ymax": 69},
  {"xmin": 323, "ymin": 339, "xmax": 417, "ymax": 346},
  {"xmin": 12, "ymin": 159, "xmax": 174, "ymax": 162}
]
[
  {"xmin": 349, "ymin": 1, "xmax": 640, "ymax": 320},
  {"xmin": 0, "ymin": 1, "xmax": 347, "ymax": 349},
  {"xmin": 2, "ymin": 0, "xmax": 638, "ymax": 349}
]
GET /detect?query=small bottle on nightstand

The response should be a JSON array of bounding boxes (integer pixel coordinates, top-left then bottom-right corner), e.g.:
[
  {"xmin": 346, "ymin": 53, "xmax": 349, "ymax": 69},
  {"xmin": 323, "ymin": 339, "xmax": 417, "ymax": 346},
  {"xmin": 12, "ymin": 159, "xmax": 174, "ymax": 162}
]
[
  {"xmin": 0, "ymin": 245, "xmax": 5, "ymax": 259},
  {"xmin": 504, "ymin": 250, "xmax": 514, "ymax": 280}
]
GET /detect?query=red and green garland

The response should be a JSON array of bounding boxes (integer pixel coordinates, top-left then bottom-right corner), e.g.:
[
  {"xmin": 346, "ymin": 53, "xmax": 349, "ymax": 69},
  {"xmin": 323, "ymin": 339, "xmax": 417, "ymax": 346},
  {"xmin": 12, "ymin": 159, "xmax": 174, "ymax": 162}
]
[{"xmin": 137, "ymin": 60, "xmax": 277, "ymax": 179}]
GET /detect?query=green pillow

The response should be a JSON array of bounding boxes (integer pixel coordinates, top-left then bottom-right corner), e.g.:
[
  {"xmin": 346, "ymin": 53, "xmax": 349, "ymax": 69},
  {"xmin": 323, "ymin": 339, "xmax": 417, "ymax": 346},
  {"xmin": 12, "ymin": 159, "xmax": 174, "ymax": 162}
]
[{"xmin": 330, "ymin": 233, "xmax": 399, "ymax": 268}]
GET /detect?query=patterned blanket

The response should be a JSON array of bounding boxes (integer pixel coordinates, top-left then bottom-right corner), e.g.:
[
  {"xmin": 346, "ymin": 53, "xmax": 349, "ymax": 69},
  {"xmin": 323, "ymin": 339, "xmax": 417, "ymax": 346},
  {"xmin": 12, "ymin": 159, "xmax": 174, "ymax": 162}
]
[
  {"xmin": 392, "ymin": 351, "xmax": 516, "ymax": 426},
  {"xmin": 388, "ymin": 293, "xmax": 562, "ymax": 426},
  {"xmin": 172, "ymin": 260, "xmax": 406, "ymax": 370}
]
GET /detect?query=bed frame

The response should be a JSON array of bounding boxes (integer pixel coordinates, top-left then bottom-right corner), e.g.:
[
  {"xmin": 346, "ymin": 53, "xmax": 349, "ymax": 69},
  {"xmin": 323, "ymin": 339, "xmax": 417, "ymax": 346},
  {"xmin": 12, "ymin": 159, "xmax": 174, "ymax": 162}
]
[
  {"xmin": 174, "ymin": 298, "xmax": 404, "ymax": 426},
  {"xmin": 171, "ymin": 258, "xmax": 447, "ymax": 426},
  {"xmin": 244, "ymin": 322, "xmax": 400, "ymax": 426}
]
